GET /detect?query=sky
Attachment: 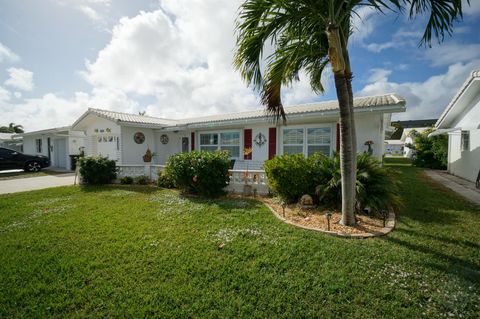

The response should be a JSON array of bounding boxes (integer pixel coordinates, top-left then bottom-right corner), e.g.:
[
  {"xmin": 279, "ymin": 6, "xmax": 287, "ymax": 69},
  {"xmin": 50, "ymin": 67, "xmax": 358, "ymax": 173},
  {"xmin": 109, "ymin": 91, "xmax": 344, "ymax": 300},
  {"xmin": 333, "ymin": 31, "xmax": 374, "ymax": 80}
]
[{"xmin": 0, "ymin": 0, "xmax": 479, "ymax": 132}]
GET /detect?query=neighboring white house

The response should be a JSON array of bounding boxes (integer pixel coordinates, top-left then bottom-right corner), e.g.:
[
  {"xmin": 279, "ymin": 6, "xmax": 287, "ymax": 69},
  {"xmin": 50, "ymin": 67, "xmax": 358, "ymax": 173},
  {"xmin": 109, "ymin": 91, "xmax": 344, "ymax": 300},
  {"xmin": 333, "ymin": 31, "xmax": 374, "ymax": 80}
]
[
  {"xmin": 20, "ymin": 127, "xmax": 86, "ymax": 170},
  {"xmin": 69, "ymin": 94, "xmax": 405, "ymax": 171},
  {"xmin": 432, "ymin": 70, "xmax": 480, "ymax": 183},
  {"xmin": 0, "ymin": 133, "xmax": 22, "ymax": 152},
  {"xmin": 384, "ymin": 139, "xmax": 404, "ymax": 155}
]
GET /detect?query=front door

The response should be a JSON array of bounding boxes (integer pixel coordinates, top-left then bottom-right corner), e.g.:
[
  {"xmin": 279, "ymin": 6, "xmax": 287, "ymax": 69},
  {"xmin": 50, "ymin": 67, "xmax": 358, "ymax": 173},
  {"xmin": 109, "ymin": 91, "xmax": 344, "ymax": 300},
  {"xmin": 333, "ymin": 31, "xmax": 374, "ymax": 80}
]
[{"xmin": 54, "ymin": 138, "xmax": 67, "ymax": 169}]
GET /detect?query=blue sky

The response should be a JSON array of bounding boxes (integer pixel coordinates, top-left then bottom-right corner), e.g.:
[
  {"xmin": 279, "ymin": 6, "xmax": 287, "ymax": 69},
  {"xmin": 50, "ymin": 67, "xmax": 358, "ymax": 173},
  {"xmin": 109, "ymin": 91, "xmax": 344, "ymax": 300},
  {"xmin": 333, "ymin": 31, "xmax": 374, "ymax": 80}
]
[{"xmin": 0, "ymin": 0, "xmax": 479, "ymax": 131}]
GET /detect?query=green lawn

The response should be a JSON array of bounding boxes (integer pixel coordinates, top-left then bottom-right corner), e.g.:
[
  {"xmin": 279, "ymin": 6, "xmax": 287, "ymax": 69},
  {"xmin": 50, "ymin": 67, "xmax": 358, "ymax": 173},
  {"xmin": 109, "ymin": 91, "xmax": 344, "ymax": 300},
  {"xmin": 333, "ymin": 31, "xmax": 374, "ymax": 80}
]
[{"xmin": 0, "ymin": 166, "xmax": 479, "ymax": 318}]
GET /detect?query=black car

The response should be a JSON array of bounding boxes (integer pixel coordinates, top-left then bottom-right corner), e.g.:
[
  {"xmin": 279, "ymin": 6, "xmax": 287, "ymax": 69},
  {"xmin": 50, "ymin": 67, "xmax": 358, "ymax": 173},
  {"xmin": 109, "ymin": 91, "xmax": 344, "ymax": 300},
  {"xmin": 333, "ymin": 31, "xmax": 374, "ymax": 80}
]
[{"xmin": 0, "ymin": 147, "xmax": 50, "ymax": 172}]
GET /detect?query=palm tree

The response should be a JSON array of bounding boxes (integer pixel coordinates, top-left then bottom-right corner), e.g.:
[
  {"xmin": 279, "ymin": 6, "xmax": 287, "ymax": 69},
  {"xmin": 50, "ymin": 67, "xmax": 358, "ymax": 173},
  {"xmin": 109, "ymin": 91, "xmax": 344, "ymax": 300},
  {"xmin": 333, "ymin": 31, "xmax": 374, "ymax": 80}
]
[
  {"xmin": 8, "ymin": 123, "xmax": 24, "ymax": 133},
  {"xmin": 234, "ymin": 0, "xmax": 467, "ymax": 226}
]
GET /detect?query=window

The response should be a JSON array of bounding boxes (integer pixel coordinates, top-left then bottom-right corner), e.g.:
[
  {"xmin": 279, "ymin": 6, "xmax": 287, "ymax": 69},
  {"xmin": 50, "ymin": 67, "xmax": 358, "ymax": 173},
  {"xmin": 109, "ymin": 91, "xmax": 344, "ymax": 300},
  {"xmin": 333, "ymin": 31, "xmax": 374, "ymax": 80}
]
[
  {"xmin": 283, "ymin": 126, "xmax": 332, "ymax": 157},
  {"xmin": 283, "ymin": 128, "xmax": 304, "ymax": 155},
  {"xmin": 35, "ymin": 139, "xmax": 42, "ymax": 153},
  {"xmin": 461, "ymin": 130, "xmax": 470, "ymax": 151},
  {"xmin": 307, "ymin": 127, "xmax": 331, "ymax": 156},
  {"xmin": 199, "ymin": 131, "xmax": 240, "ymax": 158}
]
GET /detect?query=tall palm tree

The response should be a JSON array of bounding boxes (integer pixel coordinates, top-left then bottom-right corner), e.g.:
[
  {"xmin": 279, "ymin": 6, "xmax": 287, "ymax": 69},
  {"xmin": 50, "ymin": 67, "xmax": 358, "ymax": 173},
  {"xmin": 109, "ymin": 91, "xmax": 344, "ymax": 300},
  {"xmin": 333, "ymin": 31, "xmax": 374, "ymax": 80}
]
[{"xmin": 234, "ymin": 0, "xmax": 467, "ymax": 226}]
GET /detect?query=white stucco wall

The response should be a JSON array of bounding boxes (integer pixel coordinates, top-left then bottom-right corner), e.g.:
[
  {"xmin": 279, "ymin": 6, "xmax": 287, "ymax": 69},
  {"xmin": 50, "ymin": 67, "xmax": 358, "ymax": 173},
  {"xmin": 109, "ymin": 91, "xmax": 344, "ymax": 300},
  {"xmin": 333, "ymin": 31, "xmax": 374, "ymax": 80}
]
[
  {"xmin": 154, "ymin": 131, "xmax": 184, "ymax": 164},
  {"xmin": 354, "ymin": 113, "xmax": 384, "ymax": 159},
  {"xmin": 448, "ymin": 129, "xmax": 480, "ymax": 182},
  {"xmin": 121, "ymin": 126, "xmax": 155, "ymax": 165}
]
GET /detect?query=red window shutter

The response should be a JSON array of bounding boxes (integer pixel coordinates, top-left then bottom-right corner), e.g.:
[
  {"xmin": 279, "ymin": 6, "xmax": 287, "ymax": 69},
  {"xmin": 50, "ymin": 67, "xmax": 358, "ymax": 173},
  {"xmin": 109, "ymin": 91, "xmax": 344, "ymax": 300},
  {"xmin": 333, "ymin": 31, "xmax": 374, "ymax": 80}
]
[
  {"xmin": 191, "ymin": 132, "xmax": 195, "ymax": 151},
  {"xmin": 244, "ymin": 129, "xmax": 252, "ymax": 160},
  {"xmin": 336, "ymin": 123, "xmax": 340, "ymax": 153},
  {"xmin": 268, "ymin": 127, "xmax": 276, "ymax": 160}
]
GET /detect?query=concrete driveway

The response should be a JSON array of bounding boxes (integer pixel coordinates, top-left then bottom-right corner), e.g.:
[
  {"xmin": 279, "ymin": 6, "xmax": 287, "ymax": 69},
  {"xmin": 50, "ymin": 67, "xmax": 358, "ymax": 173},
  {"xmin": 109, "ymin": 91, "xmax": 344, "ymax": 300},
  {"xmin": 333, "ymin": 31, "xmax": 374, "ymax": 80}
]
[{"xmin": 0, "ymin": 173, "xmax": 76, "ymax": 195}]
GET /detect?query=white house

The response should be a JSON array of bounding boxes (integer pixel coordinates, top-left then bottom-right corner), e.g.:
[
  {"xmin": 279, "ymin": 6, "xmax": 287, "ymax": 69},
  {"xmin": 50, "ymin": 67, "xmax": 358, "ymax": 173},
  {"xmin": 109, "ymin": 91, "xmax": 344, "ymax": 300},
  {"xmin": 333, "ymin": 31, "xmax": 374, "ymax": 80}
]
[
  {"xmin": 432, "ymin": 70, "xmax": 480, "ymax": 183},
  {"xmin": 20, "ymin": 127, "xmax": 86, "ymax": 170},
  {"xmin": 384, "ymin": 139, "xmax": 404, "ymax": 155},
  {"xmin": 70, "ymin": 94, "xmax": 405, "ymax": 170}
]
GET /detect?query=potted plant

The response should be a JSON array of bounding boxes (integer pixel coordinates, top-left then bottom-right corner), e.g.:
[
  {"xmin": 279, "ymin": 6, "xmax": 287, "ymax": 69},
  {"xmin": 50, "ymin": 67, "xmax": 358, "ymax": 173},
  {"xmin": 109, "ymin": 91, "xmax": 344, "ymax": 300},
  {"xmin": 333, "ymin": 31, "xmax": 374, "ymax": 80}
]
[{"xmin": 143, "ymin": 147, "xmax": 153, "ymax": 162}]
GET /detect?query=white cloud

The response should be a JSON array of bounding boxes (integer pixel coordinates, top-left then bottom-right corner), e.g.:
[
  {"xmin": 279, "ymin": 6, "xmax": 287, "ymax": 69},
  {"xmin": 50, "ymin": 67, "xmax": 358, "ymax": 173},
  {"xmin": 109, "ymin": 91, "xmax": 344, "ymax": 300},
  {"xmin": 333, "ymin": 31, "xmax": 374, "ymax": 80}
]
[
  {"xmin": 367, "ymin": 68, "xmax": 392, "ymax": 83},
  {"xmin": 78, "ymin": 5, "xmax": 102, "ymax": 21},
  {"xmin": 357, "ymin": 60, "xmax": 480, "ymax": 120},
  {"xmin": 463, "ymin": 0, "xmax": 480, "ymax": 16},
  {"xmin": 4, "ymin": 67, "xmax": 34, "ymax": 91},
  {"xmin": 0, "ymin": 86, "xmax": 11, "ymax": 103},
  {"xmin": 0, "ymin": 42, "xmax": 19, "ymax": 63},
  {"xmin": 424, "ymin": 43, "xmax": 480, "ymax": 67},
  {"xmin": 13, "ymin": 91, "xmax": 21, "ymax": 98}
]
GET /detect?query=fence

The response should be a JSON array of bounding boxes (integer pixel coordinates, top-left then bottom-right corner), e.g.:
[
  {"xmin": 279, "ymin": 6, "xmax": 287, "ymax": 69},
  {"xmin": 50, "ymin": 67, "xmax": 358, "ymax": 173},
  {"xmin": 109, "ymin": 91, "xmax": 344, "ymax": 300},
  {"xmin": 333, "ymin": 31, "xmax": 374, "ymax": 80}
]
[{"xmin": 116, "ymin": 164, "xmax": 269, "ymax": 195}]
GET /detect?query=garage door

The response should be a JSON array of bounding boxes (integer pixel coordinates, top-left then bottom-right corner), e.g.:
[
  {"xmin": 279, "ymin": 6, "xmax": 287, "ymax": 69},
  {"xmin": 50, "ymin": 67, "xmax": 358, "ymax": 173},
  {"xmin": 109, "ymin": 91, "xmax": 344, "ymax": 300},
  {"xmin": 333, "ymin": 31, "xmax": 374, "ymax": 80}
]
[{"xmin": 54, "ymin": 138, "xmax": 67, "ymax": 169}]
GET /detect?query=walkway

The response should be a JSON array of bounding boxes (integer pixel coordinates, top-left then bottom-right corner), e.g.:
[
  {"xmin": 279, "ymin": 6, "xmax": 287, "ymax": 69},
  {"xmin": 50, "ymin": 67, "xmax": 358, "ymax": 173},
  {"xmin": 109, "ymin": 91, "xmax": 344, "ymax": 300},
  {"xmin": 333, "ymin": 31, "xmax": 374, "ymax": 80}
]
[
  {"xmin": 424, "ymin": 170, "xmax": 480, "ymax": 206},
  {"xmin": 0, "ymin": 173, "xmax": 76, "ymax": 195}
]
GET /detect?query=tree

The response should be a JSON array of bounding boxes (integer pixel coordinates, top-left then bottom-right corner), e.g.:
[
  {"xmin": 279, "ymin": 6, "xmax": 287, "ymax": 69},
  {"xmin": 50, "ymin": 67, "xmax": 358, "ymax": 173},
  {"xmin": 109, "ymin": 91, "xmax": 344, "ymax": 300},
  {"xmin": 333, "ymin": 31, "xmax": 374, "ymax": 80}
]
[
  {"xmin": 234, "ymin": 0, "xmax": 467, "ymax": 226},
  {"xmin": 0, "ymin": 123, "xmax": 24, "ymax": 133}
]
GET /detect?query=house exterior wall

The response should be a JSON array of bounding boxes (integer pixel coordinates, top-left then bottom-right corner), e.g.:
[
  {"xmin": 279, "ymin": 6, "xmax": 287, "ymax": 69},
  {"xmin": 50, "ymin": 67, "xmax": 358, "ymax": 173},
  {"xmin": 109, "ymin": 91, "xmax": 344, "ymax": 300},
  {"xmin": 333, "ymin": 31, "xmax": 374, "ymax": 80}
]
[
  {"xmin": 80, "ymin": 116, "xmax": 121, "ymax": 162},
  {"xmin": 447, "ymin": 129, "xmax": 480, "ymax": 183},
  {"xmin": 121, "ymin": 126, "xmax": 155, "ymax": 165},
  {"xmin": 148, "ymin": 113, "xmax": 386, "ymax": 166}
]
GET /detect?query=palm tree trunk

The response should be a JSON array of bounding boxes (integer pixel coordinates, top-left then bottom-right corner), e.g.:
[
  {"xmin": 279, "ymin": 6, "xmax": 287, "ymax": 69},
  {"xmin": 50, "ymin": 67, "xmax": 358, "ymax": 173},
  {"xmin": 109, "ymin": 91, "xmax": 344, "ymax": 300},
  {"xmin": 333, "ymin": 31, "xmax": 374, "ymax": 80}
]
[
  {"xmin": 334, "ymin": 72, "xmax": 356, "ymax": 225},
  {"xmin": 327, "ymin": 24, "xmax": 356, "ymax": 226},
  {"xmin": 344, "ymin": 52, "xmax": 357, "ymax": 213}
]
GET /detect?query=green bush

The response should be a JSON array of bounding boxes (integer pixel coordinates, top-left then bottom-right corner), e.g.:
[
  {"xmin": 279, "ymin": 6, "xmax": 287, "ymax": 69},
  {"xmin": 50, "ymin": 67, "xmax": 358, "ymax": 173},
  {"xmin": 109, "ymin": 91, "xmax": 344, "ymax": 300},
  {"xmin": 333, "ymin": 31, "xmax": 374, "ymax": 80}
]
[
  {"xmin": 78, "ymin": 156, "xmax": 117, "ymax": 185},
  {"xmin": 264, "ymin": 153, "xmax": 320, "ymax": 202},
  {"xmin": 409, "ymin": 128, "xmax": 448, "ymax": 169},
  {"xmin": 165, "ymin": 151, "xmax": 231, "ymax": 197},
  {"xmin": 157, "ymin": 171, "xmax": 174, "ymax": 188},
  {"xmin": 315, "ymin": 153, "xmax": 401, "ymax": 213},
  {"xmin": 135, "ymin": 175, "xmax": 150, "ymax": 185},
  {"xmin": 120, "ymin": 176, "xmax": 134, "ymax": 184}
]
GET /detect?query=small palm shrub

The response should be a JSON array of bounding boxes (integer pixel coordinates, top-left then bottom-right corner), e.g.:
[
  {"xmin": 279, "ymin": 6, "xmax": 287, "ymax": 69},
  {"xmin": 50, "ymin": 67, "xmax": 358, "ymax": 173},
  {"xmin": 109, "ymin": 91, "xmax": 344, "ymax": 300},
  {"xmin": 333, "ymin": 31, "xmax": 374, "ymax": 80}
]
[
  {"xmin": 264, "ymin": 154, "xmax": 319, "ymax": 202},
  {"xmin": 78, "ymin": 156, "xmax": 117, "ymax": 185},
  {"xmin": 157, "ymin": 171, "xmax": 174, "ymax": 188},
  {"xmin": 165, "ymin": 151, "xmax": 230, "ymax": 197},
  {"xmin": 315, "ymin": 153, "xmax": 401, "ymax": 213},
  {"xmin": 120, "ymin": 176, "xmax": 134, "ymax": 184},
  {"xmin": 410, "ymin": 128, "xmax": 447, "ymax": 169},
  {"xmin": 135, "ymin": 175, "xmax": 150, "ymax": 185}
]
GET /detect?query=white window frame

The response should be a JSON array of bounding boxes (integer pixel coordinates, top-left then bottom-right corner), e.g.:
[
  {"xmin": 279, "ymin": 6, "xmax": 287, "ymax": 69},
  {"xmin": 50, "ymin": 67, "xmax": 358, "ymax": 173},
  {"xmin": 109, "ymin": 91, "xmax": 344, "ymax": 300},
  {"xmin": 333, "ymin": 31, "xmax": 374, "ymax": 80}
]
[
  {"xmin": 35, "ymin": 138, "xmax": 42, "ymax": 153},
  {"xmin": 281, "ymin": 124, "xmax": 333, "ymax": 157},
  {"xmin": 461, "ymin": 130, "xmax": 470, "ymax": 151},
  {"xmin": 198, "ymin": 130, "xmax": 242, "ymax": 159}
]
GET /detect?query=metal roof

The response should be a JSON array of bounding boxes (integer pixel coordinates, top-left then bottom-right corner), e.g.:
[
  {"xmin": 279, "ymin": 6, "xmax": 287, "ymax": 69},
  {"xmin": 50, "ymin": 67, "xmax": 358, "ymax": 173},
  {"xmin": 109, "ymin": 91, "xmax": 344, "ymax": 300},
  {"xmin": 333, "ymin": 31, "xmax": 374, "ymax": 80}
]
[
  {"xmin": 73, "ymin": 93, "xmax": 405, "ymax": 130},
  {"xmin": 174, "ymin": 93, "xmax": 406, "ymax": 126}
]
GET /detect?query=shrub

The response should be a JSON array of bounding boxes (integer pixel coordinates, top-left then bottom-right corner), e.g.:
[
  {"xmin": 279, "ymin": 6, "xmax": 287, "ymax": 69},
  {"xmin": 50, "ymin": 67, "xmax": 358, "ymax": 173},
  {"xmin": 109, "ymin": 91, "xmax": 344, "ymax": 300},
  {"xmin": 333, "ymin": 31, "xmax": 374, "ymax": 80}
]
[
  {"xmin": 409, "ymin": 128, "xmax": 447, "ymax": 169},
  {"xmin": 120, "ymin": 176, "xmax": 134, "ymax": 185},
  {"xmin": 264, "ymin": 154, "xmax": 319, "ymax": 202},
  {"xmin": 315, "ymin": 153, "xmax": 401, "ymax": 213},
  {"xmin": 157, "ymin": 171, "xmax": 174, "ymax": 188},
  {"xmin": 78, "ymin": 156, "xmax": 117, "ymax": 185},
  {"xmin": 165, "ymin": 151, "xmax": 230, "ymax": 197},
  {"xmin": 135, "ymin": 175, "xmax": 150, "ymax": 185}
]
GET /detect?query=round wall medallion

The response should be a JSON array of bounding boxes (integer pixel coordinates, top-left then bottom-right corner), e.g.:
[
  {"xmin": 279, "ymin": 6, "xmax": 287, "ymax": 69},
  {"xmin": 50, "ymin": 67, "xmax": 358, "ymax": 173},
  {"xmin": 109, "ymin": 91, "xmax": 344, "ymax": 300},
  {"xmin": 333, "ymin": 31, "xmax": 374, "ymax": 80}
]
[
  {"xmin": 134, "ymin": 132, "xmax": 145, "ymax": 144},
  {"xmin": 160, "ymin": 134, "xmax": 169, "ymax": 145}
]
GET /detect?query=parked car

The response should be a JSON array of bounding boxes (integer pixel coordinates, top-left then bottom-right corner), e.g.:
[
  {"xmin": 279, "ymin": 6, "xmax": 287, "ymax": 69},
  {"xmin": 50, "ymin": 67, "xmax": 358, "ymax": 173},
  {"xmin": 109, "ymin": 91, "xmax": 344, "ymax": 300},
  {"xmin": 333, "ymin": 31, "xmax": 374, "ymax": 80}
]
[{"xmin": 0, "ymin": 147, "xmax": 50, "ymax": 172}]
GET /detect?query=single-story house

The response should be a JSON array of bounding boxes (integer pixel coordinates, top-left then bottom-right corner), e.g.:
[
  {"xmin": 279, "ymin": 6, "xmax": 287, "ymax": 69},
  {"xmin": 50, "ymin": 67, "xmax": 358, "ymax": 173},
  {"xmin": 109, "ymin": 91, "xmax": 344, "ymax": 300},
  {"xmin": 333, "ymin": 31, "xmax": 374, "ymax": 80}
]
[
  {"xmin": 19, "ymin": 127, "xmax": 86, "ymax": 170},
  {"xmin": 384, "ymin": 139, "xmax": 404, "ymax": 155},
  {"xmin": 69, "ymin": 94, "xmax": 405, "ymax": 171},
  {"xmin": 431, "ymin": 70, "xmax": 480, "ymax": 183},
  {"xmin": 0, "ymin": 133, "xmax": 22, "ymax": 152}
]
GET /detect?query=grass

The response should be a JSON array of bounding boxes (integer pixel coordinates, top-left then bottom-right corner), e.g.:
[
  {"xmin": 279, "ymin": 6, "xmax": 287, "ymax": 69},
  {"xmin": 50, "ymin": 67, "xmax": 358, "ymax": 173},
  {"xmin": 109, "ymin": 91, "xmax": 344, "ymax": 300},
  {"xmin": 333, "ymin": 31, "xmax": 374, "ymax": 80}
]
[
  {"xmin": 0, "ymin": 170, "xmax": 72, "ymax": 180},
  {"xmin": 0, "ymin": 165, "xmax": 479, "ymax": 318}
]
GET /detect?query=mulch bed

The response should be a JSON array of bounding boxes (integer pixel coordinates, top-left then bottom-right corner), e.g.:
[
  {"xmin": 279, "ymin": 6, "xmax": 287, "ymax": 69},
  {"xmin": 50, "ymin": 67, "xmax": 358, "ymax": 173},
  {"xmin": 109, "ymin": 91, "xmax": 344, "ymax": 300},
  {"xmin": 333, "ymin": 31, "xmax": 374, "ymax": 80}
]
[{"xmin": 260, "ymin": 197, "xmax": 389, "ymax": 236}]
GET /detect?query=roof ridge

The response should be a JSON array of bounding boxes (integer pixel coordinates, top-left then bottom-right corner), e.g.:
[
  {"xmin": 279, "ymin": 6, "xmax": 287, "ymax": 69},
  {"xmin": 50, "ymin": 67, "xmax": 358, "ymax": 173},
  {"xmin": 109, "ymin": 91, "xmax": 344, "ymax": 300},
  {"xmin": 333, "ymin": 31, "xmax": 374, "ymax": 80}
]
[{"xmin": 89, "ymin": 107, "xmax": 176, "ymax": 121}]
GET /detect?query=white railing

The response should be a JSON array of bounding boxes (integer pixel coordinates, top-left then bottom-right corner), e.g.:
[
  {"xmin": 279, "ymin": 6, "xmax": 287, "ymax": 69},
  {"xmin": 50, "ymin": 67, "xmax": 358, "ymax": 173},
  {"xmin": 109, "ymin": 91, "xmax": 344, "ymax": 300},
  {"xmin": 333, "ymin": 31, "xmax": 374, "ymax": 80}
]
[{"xmin": 116, "ymin": 164, "xmax": 269, "ymax": 194}]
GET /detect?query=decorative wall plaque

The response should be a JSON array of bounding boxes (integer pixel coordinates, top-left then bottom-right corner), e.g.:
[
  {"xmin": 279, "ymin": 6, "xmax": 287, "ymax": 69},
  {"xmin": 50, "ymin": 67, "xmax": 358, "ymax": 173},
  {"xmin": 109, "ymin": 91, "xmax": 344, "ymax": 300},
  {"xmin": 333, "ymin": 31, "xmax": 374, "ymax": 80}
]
[
  {"xmin": 134, "ymin": 132, "xmax": 145, "ymax": 144},
  {"xmin": 254, "ymin": 132, "xmax": 267, "ymax": 147},
  {"xmin": 160, "ymin": 134, "xmax": 169, "ymax": 145}
]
